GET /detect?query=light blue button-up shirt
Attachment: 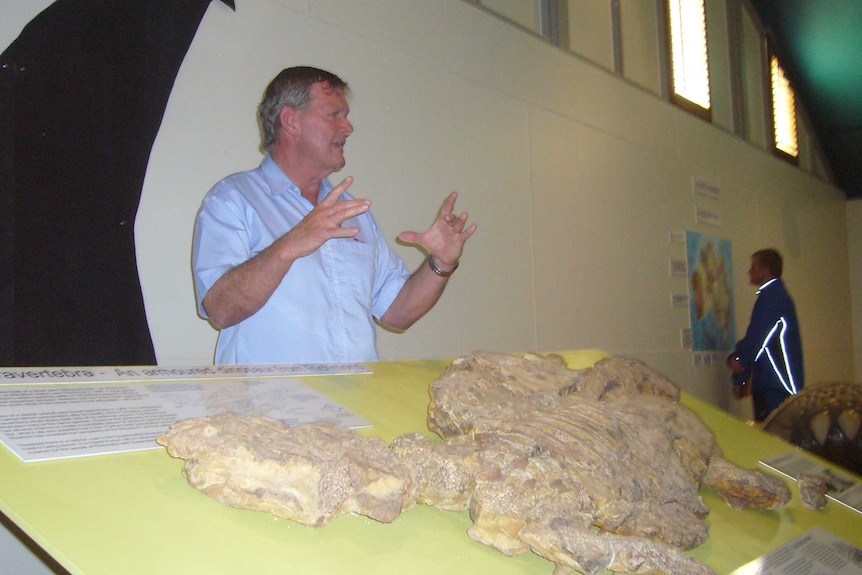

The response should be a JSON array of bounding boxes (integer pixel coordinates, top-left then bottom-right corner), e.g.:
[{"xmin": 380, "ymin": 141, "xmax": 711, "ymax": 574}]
[{"xmin": 192, "ymin": 155, "xmax": 409, "ymax": 364}]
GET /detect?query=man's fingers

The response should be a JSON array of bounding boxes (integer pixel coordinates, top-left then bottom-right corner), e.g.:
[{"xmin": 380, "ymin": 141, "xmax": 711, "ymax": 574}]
[
  {"xmin": 321, "ymin": 176, "xmax": 354, "ymax": 206},
  {"xmin": 443, "ymin": 211, "xmax": 470, "ymax": 232},
  {"xmin": 461, "ymin": 222, "xmax": 478, "ymax": 240},
  {"xmin": 397, "ymin": 230, "xmax": 418, "ymax": 244},
  {"xmin": 333, "ymin": 226, "xmax": 361, "ymax": 238},
  {"xmin": 316, "ymin": 176, "xmax": 370, "ymax": 224},
  {"xmin": 439, "ymin": 191, "xmax": 458, "ymax": 214},
  {"xmin": 332, "ymin": 198, "xmax": 371, "ymax": 223}
]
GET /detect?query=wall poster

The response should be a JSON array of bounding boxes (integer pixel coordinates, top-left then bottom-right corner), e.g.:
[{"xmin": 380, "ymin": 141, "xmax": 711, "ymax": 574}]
[{"xmin": 686, "ymin": 231, "xmax": 736, "ymax": 351}]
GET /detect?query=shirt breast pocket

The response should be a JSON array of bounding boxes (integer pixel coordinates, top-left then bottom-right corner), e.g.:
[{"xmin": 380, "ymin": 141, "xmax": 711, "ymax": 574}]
[{"xmin": 336, "ymin": 238, "xmax": 377, "ymax": 306}]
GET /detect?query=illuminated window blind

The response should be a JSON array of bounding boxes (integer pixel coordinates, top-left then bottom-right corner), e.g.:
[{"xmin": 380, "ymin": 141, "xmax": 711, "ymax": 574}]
[
  {"xmin": 668, "ymin": 0, "xmax": 711, "ymax": 110},
  {"xmin": 770, "ymin": 55, "xmax": 798, "ymax": 157}
]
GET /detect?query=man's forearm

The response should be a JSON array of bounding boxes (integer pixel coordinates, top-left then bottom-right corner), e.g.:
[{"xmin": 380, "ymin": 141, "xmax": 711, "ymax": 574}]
[
  {"xmin": 202, "ymin": 239, "xmax": 299, "ymax": 329},
  {"xmin": 378, "ymin": 257, "xmax": 453, "ymax": 332}
]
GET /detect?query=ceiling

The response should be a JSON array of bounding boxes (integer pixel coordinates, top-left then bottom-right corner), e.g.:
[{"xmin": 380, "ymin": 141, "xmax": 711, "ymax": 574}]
[{"xmin": 748, "ymin": 0, "xmax": 862, "ymax": 200}]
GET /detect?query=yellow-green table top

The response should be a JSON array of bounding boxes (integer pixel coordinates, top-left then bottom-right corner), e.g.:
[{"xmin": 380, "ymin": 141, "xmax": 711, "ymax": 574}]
[{"xmin": 1, "ymin": 351, "xmax": 859, "ymax": 575}]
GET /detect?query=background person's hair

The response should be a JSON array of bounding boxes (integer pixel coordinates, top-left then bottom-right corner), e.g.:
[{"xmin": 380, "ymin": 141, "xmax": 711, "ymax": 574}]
[
  {"xmin": 753, "ymin": 248, "xmax": 783, "ymax": 278},
  {"xmin": 258, "ymin": 66, "xmax": 350, "ymax": 150}
]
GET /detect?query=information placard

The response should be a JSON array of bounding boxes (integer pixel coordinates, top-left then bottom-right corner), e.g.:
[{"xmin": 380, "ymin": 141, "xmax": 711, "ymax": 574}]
[
  {"xmin": 760, "ymin": 451, "xmax": 862, "ymax": 514},
  {"xmin": 729, "ymin": 527, "xmax": 862, "ymax": 575},
  {"xmin": 0, "ymin": 378, "xmax": 371, "ymax": 462},
  {"xmin": 0, "ymin": 362, "xmax": 370, "ymax": 385}
]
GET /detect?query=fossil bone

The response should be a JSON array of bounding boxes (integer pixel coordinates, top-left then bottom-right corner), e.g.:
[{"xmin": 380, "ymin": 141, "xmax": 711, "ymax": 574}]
[{"xmin": 159, "ymin": 352, "xmax": 792, "ymax": 575}]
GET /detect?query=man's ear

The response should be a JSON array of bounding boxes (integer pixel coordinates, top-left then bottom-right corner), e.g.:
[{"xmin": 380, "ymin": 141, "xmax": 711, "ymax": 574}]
[{"xmin": 279, "ymin": 106, "xmax": 299, "ymax": 137}]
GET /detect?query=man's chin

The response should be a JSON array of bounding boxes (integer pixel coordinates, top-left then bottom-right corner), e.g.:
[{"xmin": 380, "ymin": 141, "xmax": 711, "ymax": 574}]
[{"xmin": 331, "ymin": 160, "xmax": 347, "ymax": 172}]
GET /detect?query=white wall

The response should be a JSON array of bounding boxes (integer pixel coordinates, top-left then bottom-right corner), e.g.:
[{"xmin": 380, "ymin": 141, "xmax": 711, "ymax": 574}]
[
  {"xmin": 849, "ymin": 200, "xmax": 862, "ymax": 382},
  {"xmin": 3, "ymin": 0, "xmax": 857, "ymax": 396}
]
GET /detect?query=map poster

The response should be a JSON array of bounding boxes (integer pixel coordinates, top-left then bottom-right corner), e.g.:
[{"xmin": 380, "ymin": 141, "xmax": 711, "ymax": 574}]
[{"xmin": 686, "ymin": 231, "xmax": 736, "ymax": 351}]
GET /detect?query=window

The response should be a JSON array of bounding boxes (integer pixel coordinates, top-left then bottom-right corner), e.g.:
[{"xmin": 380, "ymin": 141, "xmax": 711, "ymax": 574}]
[
  {"xmin": 666, "ymin": 0, "xmax": 711, "ymax": 119},
  {"xmin": 769, "ymin": 47, "xmax": 798, "ymax": 160},
  {"xmin": 469, "ymin": 0, "xmax": 561, "ymax": 45}
]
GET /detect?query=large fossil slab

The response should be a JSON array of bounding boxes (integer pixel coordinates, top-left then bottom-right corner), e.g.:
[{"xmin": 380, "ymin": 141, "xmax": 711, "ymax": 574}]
[
  {"xmin": 761, "ymin": 381, "xmax": 862, "ymax": 477},
  {"xmin": 159, "ymin": 352, "xmax": 791, "ymax": 575}
]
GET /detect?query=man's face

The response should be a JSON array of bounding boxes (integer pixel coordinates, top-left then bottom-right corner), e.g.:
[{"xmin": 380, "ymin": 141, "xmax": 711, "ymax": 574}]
[
  {"xmin": 748, "ymin": 258, "xmax": 769, "ymax": 286},
  {"xmin": 292, "ymin": 81, "xmax": 353, "ymax": 176}
]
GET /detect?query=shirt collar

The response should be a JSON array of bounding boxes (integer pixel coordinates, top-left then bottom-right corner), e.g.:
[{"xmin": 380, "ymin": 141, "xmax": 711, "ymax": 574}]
[
  {"xmin": 756, "ymin": 278, "xmax": 779, "ymax": 294},
  {"xmin": 260, "ymin": 154, "xmax": 293, "ymax": 196},
  {"xmin": 261, "ymin": 154, "xmax": 331, "ymax": 201}
]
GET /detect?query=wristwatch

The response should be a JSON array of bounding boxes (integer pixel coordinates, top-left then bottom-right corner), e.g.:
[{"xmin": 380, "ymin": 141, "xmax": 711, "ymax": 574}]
[{"xmin": 427, "ymin": 255, "xmax": 459, "ymax": 277}]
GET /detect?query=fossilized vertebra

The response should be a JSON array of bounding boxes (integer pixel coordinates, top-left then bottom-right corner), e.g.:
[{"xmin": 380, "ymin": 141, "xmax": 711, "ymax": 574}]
[{"xmin": 159, "ymin": 352, "xmax": 791, "ymax": 575}]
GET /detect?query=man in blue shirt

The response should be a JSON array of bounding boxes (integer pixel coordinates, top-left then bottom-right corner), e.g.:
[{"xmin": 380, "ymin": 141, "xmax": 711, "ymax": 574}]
[
  {"xmin": 727, "ymin": 249, "xmax": 804, "ymax": 421},
  {"xmin": 192, "ymin": 67, "xmax": 477, "ymax": 364}
]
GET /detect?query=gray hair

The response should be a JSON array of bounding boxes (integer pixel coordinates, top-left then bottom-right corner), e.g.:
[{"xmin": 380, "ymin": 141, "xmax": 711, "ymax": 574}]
[{"xmin": 257, "ymin": 66, "xmax": 350, "ymax": 150}]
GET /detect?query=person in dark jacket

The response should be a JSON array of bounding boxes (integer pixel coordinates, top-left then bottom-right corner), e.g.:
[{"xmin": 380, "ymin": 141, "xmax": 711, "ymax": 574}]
[{"xmin": 727, "ymin": 249, "xmax": 804, "ymax": 422}]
